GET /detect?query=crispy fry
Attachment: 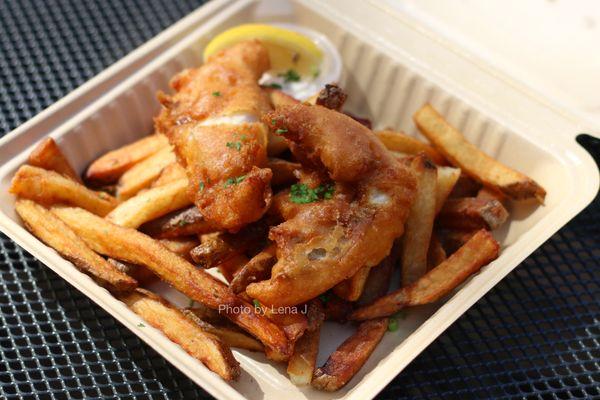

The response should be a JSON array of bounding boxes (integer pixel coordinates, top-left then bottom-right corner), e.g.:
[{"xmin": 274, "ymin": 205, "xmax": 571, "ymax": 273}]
[
  {"xmin": 287, "ymin": 300, "xmax": 325, "ymax": 385},
  {"xmin": 184, "ymin": 307, "xmax": 263, "ymax": 352},
  {"xmin": 116, "ymin": 147, "xmax": 176, "ymax": 200},
  {"xmin": 15, "ymin": 199, "xmax": 136, "ymax": 291},
  {"xmin": 357, "ymin": 254, "xmax": 395, "ymax": 306},
  {"xmin": 10, "ymin": 165, "xmax": 117, "ymax": 216},
  {"xmin": 140, "ymin": 206, "xmax": 213, "ymax": 239},
  {"xmin": 427, "ymin": 233, "xmax": 447, "ymax": 270},
  {"xmin": 217, "ymin": 253, "xmax": 249, "ymax": 283},
  {"xmin": 323, "ymin": 295, "xmax": 354, "ymax": 322},
  {"xmin": 229, "ymin": 244, "xmax": 276, "ymax": 294},
  {"xmin": 86, "ymin": 134, "xmax": 169, "ymax": 183},
  {"xmin": 152, "ymin": 162, "xmax": 187, "ymax": 187},
  {"xmin": 158, "ymin": 237, "xmax": 199, "ymax": 262},
  {"xmin": 375, "ymin": 130, "xmax": 446, "ymax": 165},
  {"xmin": 190, "ymin": 223, "xmax": 268, "ymax": 269},
  {"xmin": 476, "ymin": 186, "xmax": 507, "ymax": 204},
  {"xmin": 400, "ymin": 155, "xmax": 437, "ymax": 286},
  {"xmin": 438, "ymin": 197, "xmax": 509, "ymax": 230},
  {"xmin": 333, "ymin": 265, "xmax": 371, "ymax": 302},
  {"xmin": 437, "ymin": 228, "xmax": 478, "ymax": 254},
  {"xmin": 106, "ymin": 179, "xmax": 190, "ymax": 228},
  {"xmin": 351, "ymin": 229, "xmax": 499, "ymax": 320},
  {"xmin": 312, "ymin": 318, "xmax": 388, "ymax": 391},
  {"xmin": 50, "ymin": 206, "xmax": 291, "ymax": 358},
  {"xmin": 27, "ymin": 137, "xmax": 82, "ymax": 183},
  {"xmin": 449, "ymin": 174, "xmax": 481, "ymax": 198},
  {"xmin": 119, "ymin": 289, "xmax": 240, "ymax": 380},
  {"xmin": 435, "ymin": 166, "xmax": 461, "ymax": 214},
  {"xmin": 414, "ymin": 104, "xmax": 545, "ymax": 202},
  {"xmin": 106, "ymin": 258, "xmax": 157, "ymax": 285},
  {"xmin": 269, "ymin": 158, "xmax": 300, "ymax": 186}
]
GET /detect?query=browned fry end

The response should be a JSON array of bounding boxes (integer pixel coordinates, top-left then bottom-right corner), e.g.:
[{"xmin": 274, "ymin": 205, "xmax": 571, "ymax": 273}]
[
  {"xmin": 312, "ymin": 318, "xmax": 388, "ymax": 391},
  {"xmin": 27, "ymin": 137, "xmax": 82, "ymax": 183}
]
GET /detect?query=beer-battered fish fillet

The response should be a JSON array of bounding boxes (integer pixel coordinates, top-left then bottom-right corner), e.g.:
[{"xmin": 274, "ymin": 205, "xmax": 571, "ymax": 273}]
[
  {"xmin": 156, "ymin": 40, "xmax": 273, "ymax": 232},
  {"xmin": 246, "ymin": 104, "xmax": 416, "ymax": 306}
]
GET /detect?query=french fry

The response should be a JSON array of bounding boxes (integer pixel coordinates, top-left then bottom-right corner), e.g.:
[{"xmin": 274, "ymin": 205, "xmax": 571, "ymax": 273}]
[
  {"xmin": 476, "ymin": 186, "xmax": 507, "ymax": 204},
  {"xmin": 322, "ymin": 295, "xmax": 354, "ymax": 323},
  {"xmin": 269, "ymin": 158, "xmax": 300, "ymax": 186},
  {"xmin": 152, "ymin": 162, "xmax": 187, "ymax": 187},
  {"xmin": 15, "ymin": 199, "xmax": 136, "ymax": 291},
  {"xmin": 140, "ymin": 206, "xmax": 213, "ymax": 239},
  {"xmin": 10, "ymin": 165, "xmax": 117, "ymax": 216},
  {"xmin": 106, "ymin": 258, "xmax": 157, "ymax": 285},
  {"xmin": 106, "ymin": 178, "xmax": 190, "ymax": 228},
  {"xmin": 400, "ymin": 155, "xmax": 437, "ymax": 286},
  {"xmin": 184, "ymin": 307, "xmax": 263, "ymax": 352},
  {"xmin": 414, "ymin": 104, "xmax": 546, "ymax": 202},
  {"xmin": 438, "ymin": 197, "xmax": 509, "ymax": 230},
  {"xmin": 312, "ymin": 318, "xmax": 388, "ymax": 391},
  {"xmin": 350, "ymin": 229, "xmax": 499, "ymax": 320},
  {"xmin": 50, "ymin": 206, "xmax": 291, "ymax": 358},
  {"xmin": 449, "ymin": 174, "xmax": 481, "ymax": 198},
  {"xmin": 333, "ymin": 265, "xmax": 372, "ymax": 302},
  {"xmin": 27, "ymin": 137, "xmax": 82, "ymax": 183},
  {"xmin": 85, "ymin": 134, "xmax": 169, "ymax": 183},
  {"xmin": 357, "ymin": 254, "xmax": 395, "ymax": 306},
  {"xmin": 119, "ymin": 289, "xmax": 240, "ymax": 380},
  {"xmin": 217, "ymin": 253, "xmax": 249, "ymax": 283},
  {"xmin": 435, "ymin": 166, "xmax": 461, "ymax": 214},
  {"xmin": 437, "ymin": 228, "xmax": 478, "ymax": 254},
  {"xmin": 287, "ymin": 300, "xmax": 325, "ymax": 385},
  {"xmin": 116, "ymin": 147, "xmax": 176, "ymax": 200},
  {"xmin": 427, "ymin": 234, "xmax": 447, "ymax": 270},
  {"xmin": 230, "ymin": 245, "xmax": 276, "ymax": 294},
  {"xmin": 375, "ymin": 130, "xmax": 447, "ymax": 165},
  {"xmin": 158, "ymin": 237, "xmax": 199, "ymax": 262}
]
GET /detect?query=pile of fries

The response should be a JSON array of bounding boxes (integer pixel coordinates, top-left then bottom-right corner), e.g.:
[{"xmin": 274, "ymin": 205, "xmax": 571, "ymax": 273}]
[{"xmin": 9, "ymin": 80, "xmax": 545, "ymax": 389}]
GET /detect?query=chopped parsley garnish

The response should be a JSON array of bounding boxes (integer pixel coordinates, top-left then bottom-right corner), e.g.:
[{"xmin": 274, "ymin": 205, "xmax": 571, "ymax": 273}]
[
  {"xmin": 198, "ymin": 182, "xmax": 205, "ymax": 191},
  {"xmin": 137, "ymin": 323, "xmax": 145, "ymax": 328},
  {"xmin": 279, "ymin": 69, "xmax": 301, "ymax": 83},
  {"xmin": 226, "ymin": 141, "xmax": 242, "ymax": 151},
  {"xmin": 239, "ymin": 134, "xmax": 248, "ymax": 142},
  {"xmin": 271, "ymin": 118, "xmax": 277, "ymax": 125},
  {"xmin": 319, "ymin": 292, "xmax": 331, "ymax": 303},
  {"xmin": 290, "ymin": 183, "xmax": 335, "ymax": 204},
  {"xmin": 266, "ymin": 83, "xmax": 282, "ymax": 89},
  {"xmin": 177, "ymin": 219, "xmax": 190, "ymax": 227},
  {"xmin": 275, "ymin": 128, "xmax": 288, "ymax": 135},
  {"xmin": 252, "ymin": 299, "xmax": 261, "ymax": 309},
  {"xmin": 387, "ymin": 318, "xmax": 398, "ymax": 332},
  {"xmin": 212, "ymin": 91, "xmax": 221, "ymax": 97},
  {"xmin": 224, "ymin": 175, "xmax": 246, "ymax": 187}
]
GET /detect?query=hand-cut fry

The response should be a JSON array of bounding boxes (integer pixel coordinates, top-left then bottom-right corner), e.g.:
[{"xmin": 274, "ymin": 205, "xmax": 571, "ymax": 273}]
[
  {"xmin": 269, "ymin": 158, "xmax": 300, "ymax": 186},
  {"xmin": 351, "ymin": 229, "xmax": 499, "ymax": 320},
  {"xmin": 86, "ymin": 134, "xmax": 169, "ymax": 183},
  {"xmin": 119, "ymin": 289, "xmax": 240, "ymax": 380},
  {"xmin": 158, "ymin": 237, "xmax": 199, "ymax": 262},
  {"xmin": 323, "ymin": 295, "xmax": 354, "ymax": 322},
  {"xmin": 333, "ymin": 265, "xmax": 372, "ymax": 302},
  {"xmin": 27, "ymin": 137, "xmax": 82, "ymax": 183},
  {"xmin": 50, "ymin": 206, "xmax": 291, "ymax": 358},
  {"xmin": 116, "ymin": 147, "xmax": 176, "ymax": 200},
  {"xmin": 427, "ymin": 233, "xmax": 447, "ymax": 270},
  {"xmin": 357, "ymin": 254, "xmax": 395, "ymax": 306},
  {"xmin": 15, "ymin": 199, "xmax": 136, "ymax": 291},
  {"xmin": 140, "ymin": 206, "xmax": 213, "ymax": 239},
  {"xmin": 190, "ymin": 223, "xmax": 268, "ymax": 269},
  {"xmin": 10, "ymin": 165, "xmax": 117, "ymax": 216},
  {"xmin": 400, "ymin": 155, "xmax": 437, "ymax": 286},
  {"xmin": 414, "ymin": 104, "xmax": 546, "ymax": 202},
  {"xmin": 476, "ymin": 186, "xmax": 506, "ymax": 204},
  {"xmin": 106, "ymin": 178, "xmax": 190, "ymax": 228},
  {"xmin": 287, "ymin": 300, "xmax": 325, "ymax": 385},
  {"xmin": 230, "ymin": 244, "xmax": 276, "ymax": 294},
  {"xmin": 449, "ymin": 174, "xmax": 481, "ymax": 198},
  {"xmin": 435, "ymin": 166, "xmax": 461, "ymax": 214},
  {"xmin": 152, "ymin": 162, "xmax": 187, "ymax": 187},
  {"xmin": 106, "ymin": 258, "xmax": 157, "ymax": 285},
  {"xmin": 184, "ymin": 307, "xmax": 263, "ymax": 352},
  {"xmin": 312, "ymin": 318, "xmax": 388, "ymax": 391},
  {"xmin": 438, "ymin": 197, "xmax": 509, "ymax": 230},
  {"xmin": 217, "ymin": 253, "xmax": 249, "ymax": 283},
  {"xmin": 375, "ymin": 130, "xmax": 446, "ymax": 165},
  {"xmin": 437, "ymin": 228, "xmax": 478, "ymax": 254}
]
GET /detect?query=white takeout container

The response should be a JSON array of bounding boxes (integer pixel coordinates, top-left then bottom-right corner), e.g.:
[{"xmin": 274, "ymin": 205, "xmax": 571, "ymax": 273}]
[{"xmin": 0, "ymin": 1, "xmax": 598, "ymax": 399}]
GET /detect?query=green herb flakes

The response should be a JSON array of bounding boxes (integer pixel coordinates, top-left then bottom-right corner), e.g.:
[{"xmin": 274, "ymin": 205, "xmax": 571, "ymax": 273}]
[
  {"xmin": 278, "ymin": 69, "xmax": 301, "ymax": 83},
  {"xmin": 267, "ymin": 83, "xmax": 282, "ymax": 89},
  {"xmin": 212, "ymin": 91, "xmax": 221, "ymax": 97},
  {"xmin": 290, "ymin": 183, "xmax": 335, "ymax": 204},
  {"xmin": 198, "ymin": 182, "xmax": 205, "ymax": 191},
  {"xmin": 319, "ymin": 292, "xmax": 331, "ymax": 303},
  {"xmin": 252, "ymin": 299, "xmax": 261, "ymax": 309},
  {"xmin": 137, "ymin": 323, "xmax": 145, "ymax": 328},
  {"xmin": 387, "ymin": 318, "xmax": 398, "ymax": 332},
  {"xmin": 224, "ymin": 175, "xmax": 246, "ymax": 187},
  {"xmin": 226, "ymin": 141, "xmax": 242, "ymax": 151},
  {"xmin": 275, "ymin": 128, "xmax": 288, "ymax": 135}
]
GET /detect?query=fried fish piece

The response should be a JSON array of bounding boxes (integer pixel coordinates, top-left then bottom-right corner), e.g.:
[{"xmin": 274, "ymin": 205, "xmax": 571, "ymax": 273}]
[
  {"xmin": 246, "ymin": 104, "xmax": 416, "ymax": 306},
  {"xmin": 156, "ymin": 40, "xmax": 273, "ymax": 232}
]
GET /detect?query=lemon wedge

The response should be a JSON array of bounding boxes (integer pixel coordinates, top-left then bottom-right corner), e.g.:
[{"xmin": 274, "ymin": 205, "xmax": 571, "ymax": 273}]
[{"xmin": 203, "ymin": 24, "xmax": 323, "ymax": 76}]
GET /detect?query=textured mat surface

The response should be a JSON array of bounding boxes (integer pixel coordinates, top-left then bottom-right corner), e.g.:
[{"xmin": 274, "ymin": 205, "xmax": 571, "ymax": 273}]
[{"xmin": 0, "ymin": 1, "xmax": 598, "ymax": 399}]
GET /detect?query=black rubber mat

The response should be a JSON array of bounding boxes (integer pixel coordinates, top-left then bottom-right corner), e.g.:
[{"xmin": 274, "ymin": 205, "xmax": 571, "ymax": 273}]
[{"xmin": 0, "ymin": 1, "xmax": 598, "ymax": 399}]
